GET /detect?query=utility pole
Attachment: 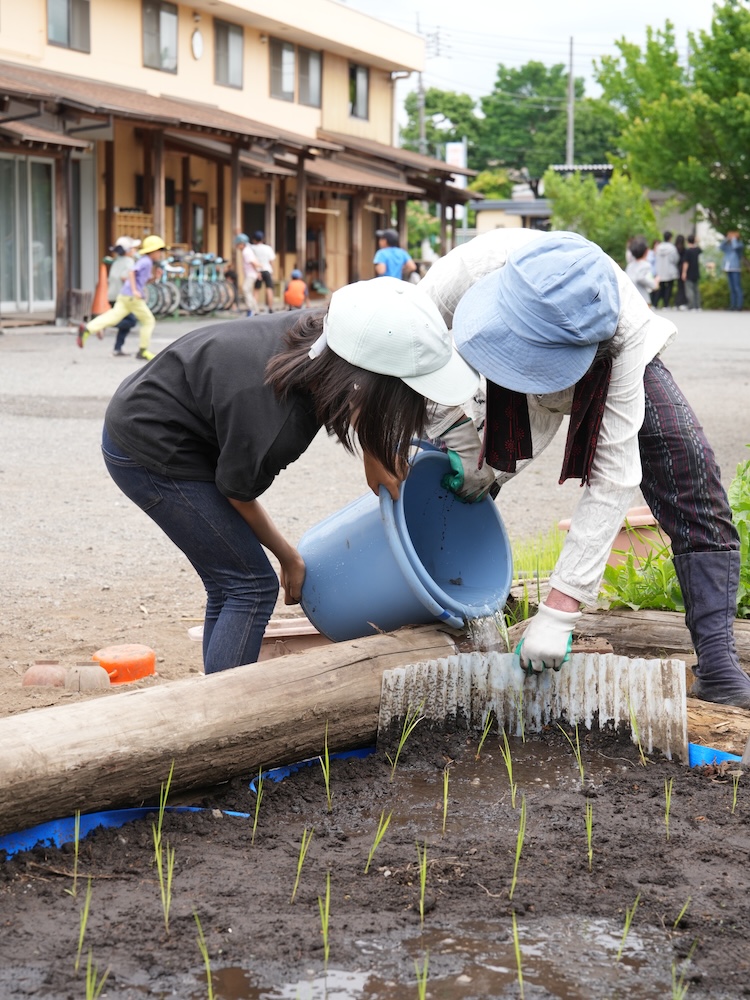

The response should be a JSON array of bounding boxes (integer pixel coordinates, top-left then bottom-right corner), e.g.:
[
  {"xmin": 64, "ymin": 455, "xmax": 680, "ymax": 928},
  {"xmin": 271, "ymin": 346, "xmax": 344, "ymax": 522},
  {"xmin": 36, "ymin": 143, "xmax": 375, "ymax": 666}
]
[
  {"xmin": 416, "ymin": 14, "xmax": 427, "ymax": 155},
  {"xmin": 566, "ymin": 36, "xmax": 575, "ymax": 166}
]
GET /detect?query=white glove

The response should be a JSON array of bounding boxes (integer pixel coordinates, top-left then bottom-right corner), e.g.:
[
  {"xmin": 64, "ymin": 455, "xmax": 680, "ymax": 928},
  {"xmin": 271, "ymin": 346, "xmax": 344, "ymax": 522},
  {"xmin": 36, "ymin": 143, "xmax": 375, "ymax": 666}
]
[
  {"xmin": 518, "ymin": 603, "xmax": 581, "ymax": 674},
  {"xmin": 440, "ymin": 418, "xmax": 498, "ymax": 502}
]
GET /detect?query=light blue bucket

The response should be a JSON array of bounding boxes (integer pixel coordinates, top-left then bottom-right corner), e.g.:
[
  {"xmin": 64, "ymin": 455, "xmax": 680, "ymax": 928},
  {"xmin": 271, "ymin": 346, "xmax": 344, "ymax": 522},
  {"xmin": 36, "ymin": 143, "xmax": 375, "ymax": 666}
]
[{"xmin": 299, "ymin": 449, "xmax": 513, "ymax": 642}]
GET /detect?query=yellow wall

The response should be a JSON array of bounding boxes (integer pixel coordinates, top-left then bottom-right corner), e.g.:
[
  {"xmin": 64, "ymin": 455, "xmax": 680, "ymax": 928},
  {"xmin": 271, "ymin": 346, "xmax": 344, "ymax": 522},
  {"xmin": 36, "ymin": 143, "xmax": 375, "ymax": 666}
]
[
  {"xmin": 320, "ymin": 52, "xmax": 394, "ymax": 144},
  {"xmin": 476, "ymin": 211, "xmax": 524, "ymax": 235}
]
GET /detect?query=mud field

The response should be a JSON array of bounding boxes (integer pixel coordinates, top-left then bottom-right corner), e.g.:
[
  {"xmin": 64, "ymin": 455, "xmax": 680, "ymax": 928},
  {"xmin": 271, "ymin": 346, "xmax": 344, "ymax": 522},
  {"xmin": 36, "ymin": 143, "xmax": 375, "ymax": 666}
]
[{"xmin": 1, "ymin": 725, "xmax": 748, "ymax": 1000}]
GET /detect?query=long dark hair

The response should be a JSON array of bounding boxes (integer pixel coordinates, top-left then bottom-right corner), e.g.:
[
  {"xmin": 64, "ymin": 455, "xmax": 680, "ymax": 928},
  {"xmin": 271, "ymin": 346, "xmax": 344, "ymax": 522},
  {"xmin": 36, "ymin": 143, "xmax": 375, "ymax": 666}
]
[{"xmin": 265, "ymin": 310, "xmax": 427, "ymax": 475}]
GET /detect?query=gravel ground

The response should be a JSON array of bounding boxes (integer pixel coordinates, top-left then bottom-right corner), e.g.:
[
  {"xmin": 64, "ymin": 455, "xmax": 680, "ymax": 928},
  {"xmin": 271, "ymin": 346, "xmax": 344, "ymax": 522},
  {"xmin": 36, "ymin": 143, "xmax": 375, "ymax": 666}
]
[{"xmin": 1, "ymin": 308, "xmax": 748, "ymax": 718}]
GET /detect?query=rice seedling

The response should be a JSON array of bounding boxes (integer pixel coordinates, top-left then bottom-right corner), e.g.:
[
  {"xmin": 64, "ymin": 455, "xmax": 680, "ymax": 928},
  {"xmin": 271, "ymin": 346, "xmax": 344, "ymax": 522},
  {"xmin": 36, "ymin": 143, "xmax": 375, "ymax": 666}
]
[
  {"xmin": 664, "ymin": 777, "xmax": 674, "ymax": 840},
  {"xmin": 64, "ymin": 809, "xmax": 81, "ymax": 898},
  {"xmin": 415, "ymin": 840, "xmax": 428, "ymax": 926},
  {"xmin": 319, "ymin": 721, "xmax": 333, "ymax": 813},
  {"xmin": 475, "ymin": 710, "xmax": 495, "ymax": 760},
  {"xmin": 731, "ymin": 771, "xmax": 741, "ymax": 815},
  {"xmin": 251, "ymin": 766, "xmax": 264, "ymax": 846},
  {"xmin": 152, "ymin": 761, "xmax": 176, "ymax": 934},
  {"xmin": 364, "ymin": 810, "xmax": 392, "ymax": 874},
  {"xmin": 512, "ymin": 525, "xmax": 564, "ymax": 585},
  {"xmin": 673, "ymin": 896, "xmax": 691, "ymax": 930},
  {"xmin": 671, "ymin": 939, "xmax": 698, "ymax": 1000},
  {"xmin": 615, "ymin": 892, "xmax": 641, "ymax": 961},
  {"xmin": 585, "ymin": 799, "xmax": 594, "ymax": 871},
  {"xmin": 508, "ymin": 795, "xmax": 527, "ymax": 900},
  {"xmin": 499, "ymin": 729, "xmax": 518, "ymax": 808},
  {"xmin": 84, "ymin": 949, "xmax": 109, "ymax": 1000},
  {"xmin": 317, "ymin": 871, "xmax": 331, "ymax": 970},
  {"xmin": 194, "ymin": 911, "xmax": 215, "ymax": 1000},
  {"xmin": 386, "ymin": 701, "xmax": 424, "ymax": 781},
  {"xmin": 415, "ymin": 951, "xmax": 429, "ymax": 1000},
  {"xmin": 511, "ymin": 911, "xmax": 525, "ymax": 1000},
  {"xmin": 290, "ymin": 826, "xmax": 314, "ymax": 903},
  {"xmin": 558, "ymin": 722, "xmax": 585, "ymax": 787},
  {"xmin": 154, "ymin": 760, "xmax": 175, "ymax": 845},
  {"xmin": 441, "ymin": 765, "xmax": 450, "ymax": 836},
  {"xmin": 74, "ymin": 876, "xmax": 93, "ymax": 973},
  {"xmin": 628, "ymin": 701, "xmax": 649, "ymax": 766}
]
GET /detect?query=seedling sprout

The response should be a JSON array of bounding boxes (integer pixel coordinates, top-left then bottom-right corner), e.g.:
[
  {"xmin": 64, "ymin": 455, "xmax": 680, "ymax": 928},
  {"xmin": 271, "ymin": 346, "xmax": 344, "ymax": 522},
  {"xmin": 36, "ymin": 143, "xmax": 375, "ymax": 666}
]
[
  {"xmin": 731, "ymin": 771, "xmax": 741, "ymax": 814},
  {"xmin": 64, "ymin": 810, "xmax": 81, "ymax": 898},
  {"xmin": 616, "ymin": 892, "xmax": 640, "ymax": 961},
  {"xmin": 416, "ymin": 841, "xmax": 428, "ymax": 926},
  {"xmin": 290, "ymin": 827, "xmax": 314, "ymax": 903},
  {"xmin": 475, "ymin": 710, "xmax": 495, "ymax": 760},
  {"xmin": 628, "ymin": 701, "xmax": 649, "ymax": 766},
  {"xmin": 558, "ymin": 722, "xmax": 585, "ymax": 787},
  {"xmin": 512, "ymin": 911, "xmax": 525, "ymax": 1000},
  {"xmin": 386, "ymin": 702, "xmax": 424, "ymax": 781},
  {"xmin": 74, "ymin": 876, "xmax": 93, "ymax": 974},
  {"xmin": 442, "ymin": 765, "xmax": 450, "ymax": 836},
  {"xmin": 664, "ymin": 777, "xmax": 674, "ymax": 841},
  {"xmin": 84, "ymin": 949, "xmax": 109, "ymax": 1000},
  {"xmin": 252, "ymin": 766, "xmax": 264, "ymax": 846},
  {"xmin": 499, "ymin": 729, "xmax": 517, "ymax": 808},
  {"xmin": 319, "ymin": 720, "xmax": 333, "ymax": 813},
  {"xmin": 415, "ymin": 951, "xmax": 429, "ymax": 1000},
  {"xmin": 585, "ymin": 799, "xmax": 594, "ymax": 871},
  {"xmin": 508, "ymin": 795, "xmax": 527, "ymax": 900},
  {"xmin": 673, "ymin": 896, "xmax": 691, "ymax": 930},
  {"xmin": 194, "ymin": 911, "xmax": 215, "ymax": 1000},
  {"xmin": 364, "ymin": 810, "xmax": 392, "ymax": 874},
  {"xmin": 317, "ymin": 871, "xmax": 331, "ymax": 970}
]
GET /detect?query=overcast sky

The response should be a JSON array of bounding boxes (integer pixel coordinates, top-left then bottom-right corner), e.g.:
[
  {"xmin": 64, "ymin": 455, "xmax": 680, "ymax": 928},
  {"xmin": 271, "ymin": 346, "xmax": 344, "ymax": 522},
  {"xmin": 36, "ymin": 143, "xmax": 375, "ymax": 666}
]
[{"xmin": 343, "ymin": 0, "xmax": 717, "ymax": 111}]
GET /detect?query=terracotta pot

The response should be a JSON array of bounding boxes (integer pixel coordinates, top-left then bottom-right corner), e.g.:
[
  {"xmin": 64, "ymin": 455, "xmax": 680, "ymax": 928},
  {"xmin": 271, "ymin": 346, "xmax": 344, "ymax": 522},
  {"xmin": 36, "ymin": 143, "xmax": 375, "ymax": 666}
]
[{"xmin": 557, "ymin": 505, "xmax": 671, "ymax": 569}]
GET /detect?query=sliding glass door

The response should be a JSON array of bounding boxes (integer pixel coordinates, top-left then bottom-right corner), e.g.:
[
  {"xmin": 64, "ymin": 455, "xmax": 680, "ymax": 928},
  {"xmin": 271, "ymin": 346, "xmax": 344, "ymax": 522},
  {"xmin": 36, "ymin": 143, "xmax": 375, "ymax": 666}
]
[{"xmin": 0, "ymin": 155, "xmax": 55, "ymax": 313}]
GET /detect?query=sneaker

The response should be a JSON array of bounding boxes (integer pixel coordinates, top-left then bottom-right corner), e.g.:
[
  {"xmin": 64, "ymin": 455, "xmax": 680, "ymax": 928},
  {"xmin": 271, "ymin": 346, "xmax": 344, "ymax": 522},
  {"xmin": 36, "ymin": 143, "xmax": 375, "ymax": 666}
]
[
  {"xmin": 76, "ymin": 323, "xmax": 90, "ymax": 349},
  {"xmin": 136, "ymin": 348, "xmax": 155, "ymax": 361},
  {"xmin": 112, "ymin": 349, "xmax": 129, "ymax": 357}
]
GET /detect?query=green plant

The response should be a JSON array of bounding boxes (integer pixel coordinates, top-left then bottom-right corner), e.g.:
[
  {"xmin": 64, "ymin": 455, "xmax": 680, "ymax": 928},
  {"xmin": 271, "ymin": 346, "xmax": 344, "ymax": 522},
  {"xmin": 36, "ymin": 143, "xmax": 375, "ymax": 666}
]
[
  {"xmin": 84, "ymin": 949, "xmax": 109, "ymax": 1000},
  {"xmin": 475, "ymin": 710, "xmax": 495, "ymax": 760},
  {"xmin": 628, "ymin": 700, "xmax": 649, "ymax": 767},
  {"xmin": 442, "ymin": 765, "xmax": 450, "ymax": 836},
  {"xmin": 386, "ymin": 702, "xmax": 424, "ymax": 780},
  {"xmin": 600, "ymin": 541, "xmax": 683, "ymax": 612},
  {"xmin": 153, "ymin": 826, "xmax": 175, "ymax": 935},
  {"xmin": 729, "ymin": 446, "xmax": 750, "ymax": 618},
  {"xmin": 251, "ymin": 766, "xmax": 264, "ymax": 846},
  {"xmin": 290, "ymin": 827, "xmax": 314, "ymax": 903},
  {"xmin": 585, "ymin": 799, "xmax": 594, "ymax": 872},
  {"xmin": 673, "ymin": 896, "xmax": 691, "ymax": 930},
  {"xmin": 64, "ymin": 810, "xmax": 81, "ymax": 898},
  {"xmin": 511, "ymin": 911, "xmax": 525, "ymax": 1000},
  {"xmin": 616, "ymin": 893, "xmax": 641, "ymax": 961},
  {"xmin": 511, "ymin": 526, "xmax": 565, "ymax": 582},
  {"xmin": 558, "ymin": 722, "xmax": 585, "ymax": 787},
  {"xmin": 364, "ymin": 810, "xmax": 392, "ymax": 874},
  {"xmin": 154, "ymin": 761, "xmax": 175, "ymax": 846},
  {"xmin": 319, "ymin": 721, "xmax": 333, "ymax": 813},
  {"xmin": 416, "ymin": 841, "xmax": 428, "ymax": 926},
  {"xmin": 317, "ymin": 871, "xmax": 331, "ymax": 970},
  {"xmin": 415, "ymin": 950, "xmax": 429, "ymax": 1000},
  {"xmin": 731, "ymin": 771, "xmax": 741, "ymax": 814},
  {"xmin": 671, "ymin": 939, "xmax": 698, "ymax": 999},
  {"xmin": 664, "ymin": 777, "xmax": 674, "ymax": 840},
  {"xmin": 194, "ymin": 911, "xmax": 215, "ymax": 1000},
  {"xmin": 74, "ymin": 876, "xmax": 93, "ymax": 974},
  {"xmin": 499, "ymin": 729, "xmax": 518, "ymax": 808},
  {"xmin": 508, "ymin": 795, "xmax": 527, "ymax": 900}
]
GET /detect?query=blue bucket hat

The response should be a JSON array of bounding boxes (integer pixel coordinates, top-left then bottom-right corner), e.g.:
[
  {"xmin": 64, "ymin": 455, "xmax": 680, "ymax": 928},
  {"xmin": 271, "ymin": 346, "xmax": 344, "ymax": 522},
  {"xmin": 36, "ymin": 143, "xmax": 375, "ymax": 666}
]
[{"xmin": 452, "ymin": 232, "xmax": 621, "ymax": 394}]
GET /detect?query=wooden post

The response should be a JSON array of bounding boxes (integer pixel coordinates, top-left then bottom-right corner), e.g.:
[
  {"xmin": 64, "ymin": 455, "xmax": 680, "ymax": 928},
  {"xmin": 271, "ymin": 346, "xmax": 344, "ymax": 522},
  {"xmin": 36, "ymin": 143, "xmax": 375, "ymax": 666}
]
[
  {"xmin": 230, "ymin": 144, "xmax": 241, "ymax": 238},
  {"xmin": 104, "ymin": 140, "xmax": 115, "ymax": 253},
  {"xmin": 396, "ymin": 199, "xmax": 407, "ymax": 245},
  {"xmin": 438, "ymin": 178, "xmax": 448, "ymax": 253},
  {"xmin": 54, "ymin": 156, "xmax": 67, "ymax": 320},
  {"xmin": 295, "ymin": 151, "xmax": 307, "ymax": 273},
  {"xmin": 0, "ymin": 626, "xmax": 457, "ymax": 837},
  {"xmin": 351, "ymin": 193, "xmax": 363, "ymax": 283},
  {"xmin": 278, "ymin": 177, "xmax": 288, "ymax": 267},
  {"xmin": 264, "ymin": 179, "xmax": 275, "ymax": 250},
  {"xmin": 151, "ymin": 130, "xmax": 165, "ymax": 238},
  {"xmin": 181, "ymin": 155, "xmax": 191, "ymax": 247},
  {"xmin": 216, "ymin": 160, "xmax": 225, "ymax": 259}
]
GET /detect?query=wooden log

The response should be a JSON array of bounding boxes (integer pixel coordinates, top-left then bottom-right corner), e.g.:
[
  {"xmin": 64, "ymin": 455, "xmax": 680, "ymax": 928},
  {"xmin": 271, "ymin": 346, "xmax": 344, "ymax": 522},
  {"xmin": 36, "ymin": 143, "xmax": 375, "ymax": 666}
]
[
  {"xmin": 686, "ymin": 700, "xmax": 750, "ymax": 759},
  {"xmin": 0, "ymin": 625, "xmax": 457, "ymax": 838}
]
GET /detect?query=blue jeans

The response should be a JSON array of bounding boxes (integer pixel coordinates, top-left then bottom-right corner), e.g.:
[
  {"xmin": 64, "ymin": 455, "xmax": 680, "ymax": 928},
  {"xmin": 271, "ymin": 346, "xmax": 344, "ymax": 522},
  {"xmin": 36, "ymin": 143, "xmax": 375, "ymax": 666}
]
[
  {"xmin": 101, "ymin": 427, "xmax": 278, "ymax": 673},
  {"xmin": 727, "ymin": 270, "xmax": 743, "ymax": 310}
]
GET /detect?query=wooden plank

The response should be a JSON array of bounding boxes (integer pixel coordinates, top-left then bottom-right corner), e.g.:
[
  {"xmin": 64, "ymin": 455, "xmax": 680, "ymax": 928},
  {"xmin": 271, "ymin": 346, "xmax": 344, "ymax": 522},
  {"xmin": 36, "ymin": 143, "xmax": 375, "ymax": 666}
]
[{"xmin": 0, "ymin": 625, "xmax": 457, "ymax": 838}]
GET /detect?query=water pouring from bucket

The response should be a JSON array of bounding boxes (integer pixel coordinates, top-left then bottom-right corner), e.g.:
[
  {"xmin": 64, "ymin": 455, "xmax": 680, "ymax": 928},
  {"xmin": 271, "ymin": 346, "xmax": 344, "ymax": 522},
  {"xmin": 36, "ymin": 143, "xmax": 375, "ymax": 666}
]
[{"xmin": 298, "ymin": 449, "xmax": 513, "ymax": 642}]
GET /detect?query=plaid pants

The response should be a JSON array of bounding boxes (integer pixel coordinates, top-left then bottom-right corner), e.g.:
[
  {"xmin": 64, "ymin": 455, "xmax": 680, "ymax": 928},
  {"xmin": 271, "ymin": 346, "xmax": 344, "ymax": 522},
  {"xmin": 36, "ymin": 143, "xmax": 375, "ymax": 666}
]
[{"xmin": 639, "ymin": 357, "xmax": 739, "ymax": 555}]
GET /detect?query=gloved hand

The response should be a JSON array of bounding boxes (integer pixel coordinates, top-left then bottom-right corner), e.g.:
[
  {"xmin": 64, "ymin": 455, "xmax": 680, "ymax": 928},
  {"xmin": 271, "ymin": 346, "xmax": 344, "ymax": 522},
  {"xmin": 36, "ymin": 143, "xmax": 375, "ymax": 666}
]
[
  {"xmin": 440, "ymin": 418, "xmax": 497, "ymax": 503},
  {"xmin": 517, "ymin": 603, "xmax": 581, "ymax": 674}
]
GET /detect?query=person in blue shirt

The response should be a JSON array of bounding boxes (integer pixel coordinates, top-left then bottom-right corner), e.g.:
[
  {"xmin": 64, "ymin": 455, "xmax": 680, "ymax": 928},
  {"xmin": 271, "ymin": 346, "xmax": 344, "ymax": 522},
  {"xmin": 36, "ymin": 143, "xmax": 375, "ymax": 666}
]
[
  {"xmin": 373, "ymin": 228, "xmax": 417, "ymax": 280},
  {"xmin": 719, "ymin": 229, "xmax": 744, "ymax": 311}
]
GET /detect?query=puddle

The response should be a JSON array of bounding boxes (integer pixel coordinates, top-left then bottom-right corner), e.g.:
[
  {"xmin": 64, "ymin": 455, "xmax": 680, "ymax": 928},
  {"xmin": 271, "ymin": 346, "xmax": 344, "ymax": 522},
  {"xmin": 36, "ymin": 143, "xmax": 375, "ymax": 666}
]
[{"xmin": 189, "ymin": 915, "xmax": 679, "ymax": 999}]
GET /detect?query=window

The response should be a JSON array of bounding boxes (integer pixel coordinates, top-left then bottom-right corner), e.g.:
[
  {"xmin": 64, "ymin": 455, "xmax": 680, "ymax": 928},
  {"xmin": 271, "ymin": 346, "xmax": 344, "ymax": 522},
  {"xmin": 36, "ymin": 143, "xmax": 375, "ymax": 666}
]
[
  {"xmin": 143, "ymin": 0, "xmax": 178, "ymax": 73},
  {"xmin": 215, "ymin": 19, "xmax": 243, "ymax": 89},
  {"xmin": 270, "ymin": 38, "xmax": 295, "ymax": 102},
  {"xmin": 298, "ymin": 47, "xmax": 322, "ymax": 108},
  {"xmin": 349, "ymin": 64, "xmax": 369, "ymax": 120},
  {"xmin": 47, "ymin": 0, "xmax": 90, "ymax": 52}
]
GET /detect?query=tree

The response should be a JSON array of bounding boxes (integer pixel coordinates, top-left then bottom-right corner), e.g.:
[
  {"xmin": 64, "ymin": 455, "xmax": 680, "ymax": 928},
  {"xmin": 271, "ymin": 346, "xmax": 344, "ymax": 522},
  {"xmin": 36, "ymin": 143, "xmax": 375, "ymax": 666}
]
[
  {"xmin": 543, "ymin": 169, "xmax": 660, "ymax": 266},
  {"xmin": 467, "ymin": 168, "xmax": 512, "ymax": 200},
  {"xmin": 400, "ymin": 87, "xmax": 480, "ymax": 160},
  {"xmin": 595, "ymin": 4, "xmax": 750, "ymax": 236}
]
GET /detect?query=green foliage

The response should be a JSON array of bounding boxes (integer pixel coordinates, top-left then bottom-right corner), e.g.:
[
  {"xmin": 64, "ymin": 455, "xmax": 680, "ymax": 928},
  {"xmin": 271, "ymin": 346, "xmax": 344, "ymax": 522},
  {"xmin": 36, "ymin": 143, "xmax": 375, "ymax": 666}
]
[
  {"xmin": 544, "ymin": 168, "xmax": 660, "ymax": 266},
  {"xmin": 699, "ymin": 269, "xmax": 750, "ymax": 311},
  {"xmin": 599, "ymin": 543, "xmax": 684, "ymax": 612},
  {"xmin": 512, "ymin": 525, "xmax": 565, "ymax": 581},
  {"xmin": 401, "ymin": 87, "xmax": 481, "ymax": 160},
  {"xmin": 405, "ymin": 201, "xmax": 440, "ymax": 258},
  {"xmin": 467, "ymin": 168, "xmax": 513, "ymax": 201},
  {"xmin": 596, "ymin": 6, "xmax": 750, "ymax": 235},
  {"xmin": 728, "ymin": 447, "xmax": 750, "ymax": 618}
]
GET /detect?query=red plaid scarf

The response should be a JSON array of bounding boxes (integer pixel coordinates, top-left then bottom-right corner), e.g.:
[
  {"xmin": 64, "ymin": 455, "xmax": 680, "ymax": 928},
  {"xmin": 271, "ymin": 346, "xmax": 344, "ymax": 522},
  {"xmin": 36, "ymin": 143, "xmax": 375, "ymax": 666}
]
[{"xmin": 481, "ymin": 357, "xmax": 613, "ymax": 485}]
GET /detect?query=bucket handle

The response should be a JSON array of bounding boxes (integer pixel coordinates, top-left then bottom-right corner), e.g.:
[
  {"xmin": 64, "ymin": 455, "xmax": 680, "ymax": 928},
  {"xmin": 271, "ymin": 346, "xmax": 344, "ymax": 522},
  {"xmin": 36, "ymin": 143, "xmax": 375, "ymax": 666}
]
[{"xmin": 379, "ymin": 486, "xmax": 465, "ymax": 631}]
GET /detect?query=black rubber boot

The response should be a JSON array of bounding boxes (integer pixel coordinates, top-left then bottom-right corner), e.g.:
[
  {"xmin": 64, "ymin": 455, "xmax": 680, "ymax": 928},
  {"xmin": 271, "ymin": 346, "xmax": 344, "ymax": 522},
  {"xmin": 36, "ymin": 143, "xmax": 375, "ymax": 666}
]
[{"xmin": 673, "ymin": 550, "xmax": 750, "ymax": 709}]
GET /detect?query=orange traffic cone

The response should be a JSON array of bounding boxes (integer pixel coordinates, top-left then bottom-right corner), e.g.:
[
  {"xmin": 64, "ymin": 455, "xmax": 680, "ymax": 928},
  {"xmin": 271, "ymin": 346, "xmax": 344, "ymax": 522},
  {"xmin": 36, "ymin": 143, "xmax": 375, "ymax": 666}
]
[{"xmin": 91, "ymin": 262, "xmax": 110, "ymax": 316}]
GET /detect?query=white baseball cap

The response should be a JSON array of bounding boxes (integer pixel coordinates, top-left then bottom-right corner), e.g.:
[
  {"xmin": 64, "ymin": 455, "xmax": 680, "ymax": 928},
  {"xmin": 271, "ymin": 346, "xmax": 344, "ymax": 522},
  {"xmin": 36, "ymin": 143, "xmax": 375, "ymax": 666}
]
[
  {"xmin": 115, "ymin": 236, "xmax": 141, "ymax": 251},
  {"xmin": 312, "ymin": 277, "xmax": 479, "ymax": 406}
]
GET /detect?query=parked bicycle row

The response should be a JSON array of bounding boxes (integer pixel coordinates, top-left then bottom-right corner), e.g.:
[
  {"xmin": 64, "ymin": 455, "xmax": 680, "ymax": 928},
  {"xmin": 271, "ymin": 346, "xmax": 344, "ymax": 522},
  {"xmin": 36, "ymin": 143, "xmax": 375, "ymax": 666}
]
[{"xmin": 145, "ymin": 252, "xmax": 238, "ymax": 317}]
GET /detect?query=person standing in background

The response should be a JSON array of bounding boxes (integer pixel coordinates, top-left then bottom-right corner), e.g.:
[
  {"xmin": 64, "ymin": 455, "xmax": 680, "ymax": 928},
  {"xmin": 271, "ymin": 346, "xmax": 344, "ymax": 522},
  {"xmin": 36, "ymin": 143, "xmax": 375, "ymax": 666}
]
[
  {"xmin": 251, "ymin": 231, "xmax": 276, "ymax": 313},
  {"xmin": 674, "ymin": 234, "xmax": 688, "ymax": 309},
  {"xmin": 374, "ymin": 228, "xmax": 417, "ymax": 280},
  {"xmin": 654, "ymin": 231, "xmax": 680, "ymax": 308},
  {"xmin": 625, "ymin": 236, "xmax": 659, "ymax": 305},
  {"xmin": 719, "ymin": 229, "xmax": 744, "ymax": 311},
  {"xmin": 234, "ymin": 234, "xmax": 260, "ymax": 317},
  {"xmin": 683, "ymin": 234, "xmax": 703, "ymax": 311}
]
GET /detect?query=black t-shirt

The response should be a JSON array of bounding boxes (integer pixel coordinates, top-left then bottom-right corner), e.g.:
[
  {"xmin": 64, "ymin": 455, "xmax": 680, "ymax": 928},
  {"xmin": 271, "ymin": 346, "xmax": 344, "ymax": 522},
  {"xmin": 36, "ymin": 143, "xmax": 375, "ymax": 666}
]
[
  {"xmin": 105, "ymin": 313, "xmax": 320, "ymax": 501},
  {"xmin": 684, "ymin": 246, "xmax": 702, "ymax": 282}
]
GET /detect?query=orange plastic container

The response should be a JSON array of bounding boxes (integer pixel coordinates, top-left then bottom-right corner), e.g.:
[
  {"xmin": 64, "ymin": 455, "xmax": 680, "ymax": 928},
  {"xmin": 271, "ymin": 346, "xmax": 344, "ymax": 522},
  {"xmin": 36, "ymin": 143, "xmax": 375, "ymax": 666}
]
[{"xmin": 92, "ymin": 643, "xmax": 156, "ymax": 684}]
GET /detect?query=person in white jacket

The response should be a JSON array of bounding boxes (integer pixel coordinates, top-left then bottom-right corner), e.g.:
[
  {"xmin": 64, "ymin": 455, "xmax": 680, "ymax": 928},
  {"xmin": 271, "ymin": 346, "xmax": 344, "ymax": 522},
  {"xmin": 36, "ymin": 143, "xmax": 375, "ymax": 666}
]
[{"xmin": 324, "ymin": 229, "xmax": 750, "ymax": 709}]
